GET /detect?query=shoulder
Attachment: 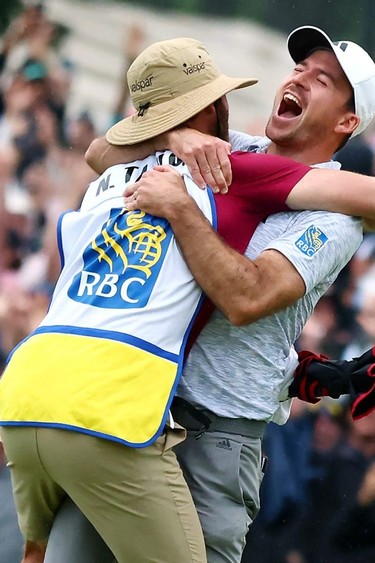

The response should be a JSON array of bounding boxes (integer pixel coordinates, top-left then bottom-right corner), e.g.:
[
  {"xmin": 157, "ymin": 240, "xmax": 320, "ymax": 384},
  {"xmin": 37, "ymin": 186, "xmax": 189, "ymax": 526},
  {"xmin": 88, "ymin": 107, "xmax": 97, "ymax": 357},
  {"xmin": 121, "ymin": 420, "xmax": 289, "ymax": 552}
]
[
  {"xmin": 274, "ymin": 208, "xmax": 361, "ymax": 225},
  {"xmin": 282, "ymin": 211, "xmax": 363, "ymax": 260},
  {"xmin": 260, "ymin": 210, "xmax": 362, "ymax": 249},
  {"xmin": 283, "ymin": 210, "xmax": 362, "ymax": 238},
  {"xmin": 229, "ymin": 151, "xmax": 310, "ymax": 184},
  {"xmin": 230, "ymin": 150, "xmax": 309, "ymax": 170},
  {"xmin": 301, "ymin": 210, "xmax": 362, "ymax": 230},
  {"xmin": 228, "ymin": 130, "xmax": 265, "ymax": 151}
]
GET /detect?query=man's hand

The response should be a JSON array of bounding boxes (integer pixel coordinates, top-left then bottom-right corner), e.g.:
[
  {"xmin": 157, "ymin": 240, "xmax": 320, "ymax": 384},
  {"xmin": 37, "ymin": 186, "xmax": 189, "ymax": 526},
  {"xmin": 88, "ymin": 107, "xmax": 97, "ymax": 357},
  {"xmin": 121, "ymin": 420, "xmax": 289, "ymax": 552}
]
[
  {"xmin": 85, "ymin": 128, "xmax": 232, "ymax": 193},
  {"xmin": 124, "ymin": 165, "xmax": 194, "ymax": 219},
  {"xmin": 163, "ymin": 128, "xmax": 232, "ymax": 193}
]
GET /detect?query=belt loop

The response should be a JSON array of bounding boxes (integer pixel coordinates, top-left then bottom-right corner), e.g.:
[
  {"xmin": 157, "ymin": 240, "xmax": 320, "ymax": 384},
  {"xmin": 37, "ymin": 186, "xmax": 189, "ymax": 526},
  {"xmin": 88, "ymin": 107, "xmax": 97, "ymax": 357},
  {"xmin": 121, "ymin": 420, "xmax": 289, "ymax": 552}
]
[
  {"xmin": 195, "ymin": 424, "xmax": 209, "ymax": 440},
  {"xmin": 172, "ymin": 397, "xmax": 211, "ymax": 438},
  {"xmin": 171, "ymin": 398, "xmax": 266, "ymax": 439}
]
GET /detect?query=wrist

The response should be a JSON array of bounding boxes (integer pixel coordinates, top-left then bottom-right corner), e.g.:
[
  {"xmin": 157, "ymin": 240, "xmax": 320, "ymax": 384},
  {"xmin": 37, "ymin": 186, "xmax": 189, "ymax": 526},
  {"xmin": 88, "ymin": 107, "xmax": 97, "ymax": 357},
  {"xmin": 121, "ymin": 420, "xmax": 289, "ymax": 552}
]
[
  {"xmin": 154, "ymin": 132, "xmax": 169, "ymax": 151},
  {"xmin": 167, "ymin": 195, "xmax": 205, "ymax": 227}
]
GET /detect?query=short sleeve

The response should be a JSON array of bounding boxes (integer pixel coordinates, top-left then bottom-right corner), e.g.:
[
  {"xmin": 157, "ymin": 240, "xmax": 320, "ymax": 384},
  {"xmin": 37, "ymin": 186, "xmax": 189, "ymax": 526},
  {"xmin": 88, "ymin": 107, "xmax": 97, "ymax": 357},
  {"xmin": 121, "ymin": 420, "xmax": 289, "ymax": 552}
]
[
  {"xmin": 264, "ymin": 211, "xmax": 363, "ymax": 292},
  {"xmin": 229, "ymin": 130, "xmax": 263, "ymax": 152},
  {"xmin": 228, "ymin": 151, "xmax": 311, "ymax": 215}
]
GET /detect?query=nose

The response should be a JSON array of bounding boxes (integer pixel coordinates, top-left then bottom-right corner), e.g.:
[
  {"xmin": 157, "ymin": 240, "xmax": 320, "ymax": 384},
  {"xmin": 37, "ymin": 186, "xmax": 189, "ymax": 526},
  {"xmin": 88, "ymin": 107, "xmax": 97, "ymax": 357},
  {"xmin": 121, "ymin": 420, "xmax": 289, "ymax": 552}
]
[{"xmin": 290, "ymin": 68, "xmax": 311, "ymax": 90}]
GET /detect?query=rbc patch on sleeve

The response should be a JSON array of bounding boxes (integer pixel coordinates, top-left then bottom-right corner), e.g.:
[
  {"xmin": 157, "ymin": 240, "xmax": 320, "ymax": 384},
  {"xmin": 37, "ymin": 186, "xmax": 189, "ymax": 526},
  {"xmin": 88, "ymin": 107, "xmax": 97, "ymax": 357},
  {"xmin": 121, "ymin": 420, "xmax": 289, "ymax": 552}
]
[{"xmin": 294, "ymin": 225, "xmax": 328, "ymax": 257}]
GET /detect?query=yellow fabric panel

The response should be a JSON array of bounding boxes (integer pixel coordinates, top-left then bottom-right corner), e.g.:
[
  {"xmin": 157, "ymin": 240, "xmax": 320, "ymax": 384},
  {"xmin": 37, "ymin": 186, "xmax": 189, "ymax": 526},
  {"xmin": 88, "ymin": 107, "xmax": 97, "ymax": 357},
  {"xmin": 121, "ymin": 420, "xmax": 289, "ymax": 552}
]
[{"xmin": 0, "ymin": 333, "xmax": 177, "ymax": 445}]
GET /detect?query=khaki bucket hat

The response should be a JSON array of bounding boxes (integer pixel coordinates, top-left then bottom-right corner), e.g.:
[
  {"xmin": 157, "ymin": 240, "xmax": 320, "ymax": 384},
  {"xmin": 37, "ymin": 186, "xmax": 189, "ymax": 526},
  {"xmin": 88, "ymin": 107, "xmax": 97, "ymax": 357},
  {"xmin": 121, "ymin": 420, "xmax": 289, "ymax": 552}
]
[{"xmin": 106, "ymin": 37, "xmax": 257, "ymax": 145}]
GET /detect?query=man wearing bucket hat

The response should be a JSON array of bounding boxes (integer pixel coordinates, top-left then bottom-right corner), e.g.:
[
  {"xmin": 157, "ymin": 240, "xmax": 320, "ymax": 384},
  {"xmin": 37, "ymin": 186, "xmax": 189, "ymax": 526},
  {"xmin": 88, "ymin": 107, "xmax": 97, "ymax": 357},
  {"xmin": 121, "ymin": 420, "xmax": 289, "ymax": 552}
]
[
  {"xmin": 105, "ymin": 39, "xmax": 249, "ymax": 145},
  {"xmin": 0, "ymin": 37, "xmax": 253, "ymax": 563},
  {"xmin": 64, "ymin": 26, "xmax": 375, "ymax": 563},
  {"xmin": 86, "ymin": 26, "xmax": 375, "ymax": 190},
  {"xmin": 2, "ymin": 34, "xmax": 365, "ymax": 563}
]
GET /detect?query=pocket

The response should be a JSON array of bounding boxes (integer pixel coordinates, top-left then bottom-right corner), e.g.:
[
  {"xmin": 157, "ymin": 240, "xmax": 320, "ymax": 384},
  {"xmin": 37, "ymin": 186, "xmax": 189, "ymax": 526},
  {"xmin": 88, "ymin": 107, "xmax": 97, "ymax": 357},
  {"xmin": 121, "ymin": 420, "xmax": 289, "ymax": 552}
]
[
  {"xmin": 240, "ymin": 439, "xmax": 263, "ymax": 522},
  {"xmin": 163, "ymin": 424, "xmax": 187, "ymax": 452}
]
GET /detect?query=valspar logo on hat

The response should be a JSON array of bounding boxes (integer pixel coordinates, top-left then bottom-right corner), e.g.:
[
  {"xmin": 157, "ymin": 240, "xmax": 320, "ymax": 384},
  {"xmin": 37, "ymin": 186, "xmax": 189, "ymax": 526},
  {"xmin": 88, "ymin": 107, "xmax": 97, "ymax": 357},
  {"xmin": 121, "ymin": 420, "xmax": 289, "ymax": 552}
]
[
  {"xmin": 287, "ymin": 26, "xmax": 375, "ymax": 137},
  {"xmin": 106, "ymin": 38, "xmax": 257, "ymax": 145}
]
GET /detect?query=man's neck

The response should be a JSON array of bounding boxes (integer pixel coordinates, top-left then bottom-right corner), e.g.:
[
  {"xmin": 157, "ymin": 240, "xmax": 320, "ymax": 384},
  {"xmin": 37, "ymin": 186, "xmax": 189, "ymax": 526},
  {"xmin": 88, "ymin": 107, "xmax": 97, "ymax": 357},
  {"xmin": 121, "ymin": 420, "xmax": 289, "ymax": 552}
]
[{"xmin": 266, "ymin": 141, "xmax": 334, "ymax": 166}]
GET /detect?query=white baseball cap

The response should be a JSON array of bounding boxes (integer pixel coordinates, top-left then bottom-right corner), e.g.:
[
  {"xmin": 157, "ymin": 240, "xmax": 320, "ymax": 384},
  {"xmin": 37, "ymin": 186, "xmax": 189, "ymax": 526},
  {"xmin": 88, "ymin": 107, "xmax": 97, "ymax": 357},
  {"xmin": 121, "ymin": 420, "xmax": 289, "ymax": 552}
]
[{"xmin": 287, "ymin": 25, "xmax": 375, "ymax": 137}]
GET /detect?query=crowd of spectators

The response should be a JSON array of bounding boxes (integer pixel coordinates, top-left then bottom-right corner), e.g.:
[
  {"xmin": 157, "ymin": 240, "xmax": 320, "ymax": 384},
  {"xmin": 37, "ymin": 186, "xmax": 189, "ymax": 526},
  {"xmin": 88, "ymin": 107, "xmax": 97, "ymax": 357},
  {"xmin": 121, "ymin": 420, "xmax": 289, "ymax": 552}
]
[
  {"xmin": 0, "ymin": 1, "xmax": 97, "ymax": 370},
  {"xmin": 0, "ymin": 2, "xmax": 145, "ymax": 373},
  {"xmin": 1, "ymin": 3, "xmax": 375, "ymax": 562},
  {"xmin": 0, "ymin": 2, "xmax": 98, "ymax": 560},
  {"xmin": 0, "ymin": 3, "xmax": 146, "ymax": 561}
]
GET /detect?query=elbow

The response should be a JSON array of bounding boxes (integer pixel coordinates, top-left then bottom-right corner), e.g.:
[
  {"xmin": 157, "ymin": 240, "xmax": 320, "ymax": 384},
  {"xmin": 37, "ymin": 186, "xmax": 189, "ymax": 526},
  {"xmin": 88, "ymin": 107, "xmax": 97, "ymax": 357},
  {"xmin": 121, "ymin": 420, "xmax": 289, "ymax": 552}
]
[
  {"xmin": 84, "ymin": 137, "xmax": 104, "ymax": 174},
  {"xmin": 228, "ymin": 314, "xmax": 249, "ymax": 327},
  {"xmin": 224, "ymin": 302, "xmax": 260, "ymax": 326},
  {"xmin": 84, "ymin": 141, "xmax": 96, "ymax": 169},
  {"xmin": 222, "ymin": 289, "xmax": 273, "ymax": 325}
]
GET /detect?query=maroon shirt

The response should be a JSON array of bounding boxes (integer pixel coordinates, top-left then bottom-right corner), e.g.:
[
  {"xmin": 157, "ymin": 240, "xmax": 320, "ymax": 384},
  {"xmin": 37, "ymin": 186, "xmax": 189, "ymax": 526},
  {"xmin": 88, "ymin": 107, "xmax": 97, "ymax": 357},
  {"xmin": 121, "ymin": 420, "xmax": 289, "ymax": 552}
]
[
  {"xmin": 185, "ymin": 151, "xmax": 311, "ymax": 354},
  {"xmin": 215, "ymin": 151, "xmax": 311, "ymax": 253}
]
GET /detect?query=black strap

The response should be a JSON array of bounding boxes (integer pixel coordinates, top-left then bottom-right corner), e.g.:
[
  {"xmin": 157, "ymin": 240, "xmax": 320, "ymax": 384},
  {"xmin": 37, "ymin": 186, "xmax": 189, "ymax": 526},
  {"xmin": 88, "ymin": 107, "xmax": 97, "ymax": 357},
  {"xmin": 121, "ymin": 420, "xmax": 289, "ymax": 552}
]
[{"xmin": 171, "ymin": 396, "xmax": 212, "ymax": 438}]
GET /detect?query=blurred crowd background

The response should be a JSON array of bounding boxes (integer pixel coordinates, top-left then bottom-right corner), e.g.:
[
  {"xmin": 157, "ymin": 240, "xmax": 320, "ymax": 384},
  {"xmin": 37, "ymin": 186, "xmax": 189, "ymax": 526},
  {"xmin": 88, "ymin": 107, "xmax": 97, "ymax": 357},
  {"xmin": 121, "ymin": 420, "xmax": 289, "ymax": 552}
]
[{"xmin": 1, "ymin": 1, "xmax": 375, "ymax": 562}]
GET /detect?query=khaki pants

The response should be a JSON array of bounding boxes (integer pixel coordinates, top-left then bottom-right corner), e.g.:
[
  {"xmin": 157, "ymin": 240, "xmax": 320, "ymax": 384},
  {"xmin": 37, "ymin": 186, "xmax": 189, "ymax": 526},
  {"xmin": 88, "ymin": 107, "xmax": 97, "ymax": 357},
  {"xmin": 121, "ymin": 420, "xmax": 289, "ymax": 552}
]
[{"xmin": 0, "ymin": 426, "xmax": 206, "ymax": 563}]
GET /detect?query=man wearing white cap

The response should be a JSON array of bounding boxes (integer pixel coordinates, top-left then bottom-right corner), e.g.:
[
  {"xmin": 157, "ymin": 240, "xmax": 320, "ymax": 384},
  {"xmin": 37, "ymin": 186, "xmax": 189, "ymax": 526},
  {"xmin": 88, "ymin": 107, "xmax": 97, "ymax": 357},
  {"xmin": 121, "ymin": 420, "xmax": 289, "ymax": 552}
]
[
  {"xmin": 126, "ymin": 25, "xmax": 375, "ymax": 561},
  {"xmin": 4, "ymin": 34, "xmax": 374, "ymax": 563},
  {"xmin": 74, "ymin": 26, "xmax": 375, "ymax": 563}
]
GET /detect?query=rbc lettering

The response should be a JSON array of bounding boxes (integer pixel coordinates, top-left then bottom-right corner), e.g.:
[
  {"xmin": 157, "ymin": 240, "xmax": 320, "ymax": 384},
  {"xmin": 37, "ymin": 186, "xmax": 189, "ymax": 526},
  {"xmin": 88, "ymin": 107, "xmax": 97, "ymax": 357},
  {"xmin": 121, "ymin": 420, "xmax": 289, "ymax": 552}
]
[
  {"xmin": 77, "ymin": 271, "xmax": 145, "ymax": 304},
  {"xmin": 295, "ymin": 240, "xmax": 314, "ymax": 256}
]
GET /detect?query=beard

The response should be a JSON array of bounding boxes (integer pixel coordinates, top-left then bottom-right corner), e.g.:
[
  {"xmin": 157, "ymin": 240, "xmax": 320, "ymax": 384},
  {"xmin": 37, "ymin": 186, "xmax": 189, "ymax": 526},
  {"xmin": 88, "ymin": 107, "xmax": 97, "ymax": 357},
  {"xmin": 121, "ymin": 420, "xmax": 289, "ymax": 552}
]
[{"xmin": 214, "ymin": 99, "xmax": 229, "ymax": 141}]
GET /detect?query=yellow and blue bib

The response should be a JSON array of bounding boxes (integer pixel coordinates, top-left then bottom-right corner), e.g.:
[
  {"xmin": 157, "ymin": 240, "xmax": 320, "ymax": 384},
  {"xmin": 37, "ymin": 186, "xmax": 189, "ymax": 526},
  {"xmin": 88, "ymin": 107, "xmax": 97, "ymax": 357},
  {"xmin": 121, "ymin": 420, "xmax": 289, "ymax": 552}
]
[{"xmin": 0, "ymin": 153, "xmax": 216, "ymax": 447}]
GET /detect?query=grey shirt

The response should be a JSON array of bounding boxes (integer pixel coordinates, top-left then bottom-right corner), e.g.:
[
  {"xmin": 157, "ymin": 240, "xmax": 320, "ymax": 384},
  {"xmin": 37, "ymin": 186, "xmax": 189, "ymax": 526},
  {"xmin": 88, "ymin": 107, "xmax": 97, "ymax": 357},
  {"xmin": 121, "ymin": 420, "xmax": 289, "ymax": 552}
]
[{"xmin": 176, "ymin": 132, "xmax": 363, "ymax": 423}]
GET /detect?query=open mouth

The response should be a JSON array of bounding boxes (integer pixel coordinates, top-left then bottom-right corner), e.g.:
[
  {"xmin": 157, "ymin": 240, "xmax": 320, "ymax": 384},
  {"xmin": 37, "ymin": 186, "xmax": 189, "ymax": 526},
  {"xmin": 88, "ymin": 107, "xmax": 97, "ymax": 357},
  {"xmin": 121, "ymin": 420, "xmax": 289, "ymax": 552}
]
[{"xmin": 277, "ymin": 93, "xmax": 302, "ymax": 118}]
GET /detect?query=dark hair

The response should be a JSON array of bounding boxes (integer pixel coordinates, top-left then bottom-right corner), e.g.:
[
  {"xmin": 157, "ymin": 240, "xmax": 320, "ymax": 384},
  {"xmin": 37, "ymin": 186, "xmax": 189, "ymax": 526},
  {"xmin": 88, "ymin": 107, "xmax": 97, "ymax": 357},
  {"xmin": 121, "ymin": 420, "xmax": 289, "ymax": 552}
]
[{"xmin": 335, "ymin": 91, "xmax": 356, "ymax": 152}]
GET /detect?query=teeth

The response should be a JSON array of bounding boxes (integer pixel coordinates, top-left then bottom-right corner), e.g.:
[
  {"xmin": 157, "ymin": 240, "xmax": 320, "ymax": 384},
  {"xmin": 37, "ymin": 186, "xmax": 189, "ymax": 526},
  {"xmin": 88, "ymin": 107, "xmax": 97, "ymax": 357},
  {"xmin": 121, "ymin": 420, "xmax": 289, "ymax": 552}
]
[{"xmin": 283, "ymin": 93, "xmax": 301, "ymax": 107}]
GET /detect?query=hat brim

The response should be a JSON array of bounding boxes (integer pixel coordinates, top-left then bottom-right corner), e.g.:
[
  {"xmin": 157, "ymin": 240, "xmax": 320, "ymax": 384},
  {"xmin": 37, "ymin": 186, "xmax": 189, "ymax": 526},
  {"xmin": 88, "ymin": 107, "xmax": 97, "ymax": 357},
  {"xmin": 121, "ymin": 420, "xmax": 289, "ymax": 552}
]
[
  {"xmin": 287, "ymin": 26, "xmax": 355, "ymax": 95},
  {"xmin": 287, "ymin": 26, "xmax": 335, "ymax": 66},
  {"xmin": 288, "ymin": 26, "xmax": 375, "ymax": 138},
  {"xmin": 106, "ymin": 74, "xmax": 257, "ymax": 145}
]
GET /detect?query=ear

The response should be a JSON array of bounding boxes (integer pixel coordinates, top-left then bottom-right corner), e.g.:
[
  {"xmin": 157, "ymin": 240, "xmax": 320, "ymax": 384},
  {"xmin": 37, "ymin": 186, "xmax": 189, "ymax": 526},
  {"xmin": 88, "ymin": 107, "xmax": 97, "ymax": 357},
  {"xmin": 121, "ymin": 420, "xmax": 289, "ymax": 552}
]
[{"xmin": 334, "ymin": 112, "xmax": 360, "ymax": 136}]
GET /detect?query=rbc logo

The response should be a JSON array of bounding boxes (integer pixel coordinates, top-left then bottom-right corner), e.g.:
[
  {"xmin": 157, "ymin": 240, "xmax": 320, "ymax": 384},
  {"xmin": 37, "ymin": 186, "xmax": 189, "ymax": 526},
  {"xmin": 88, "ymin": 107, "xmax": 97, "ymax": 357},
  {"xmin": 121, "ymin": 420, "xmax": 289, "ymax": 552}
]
[
  {"xmin": 295, "ymin": 225, "xmax": 328, "ymax": 257},
  {"xmin": 68, "ymin": 208, "xmax": 172, "ymax": 308}
]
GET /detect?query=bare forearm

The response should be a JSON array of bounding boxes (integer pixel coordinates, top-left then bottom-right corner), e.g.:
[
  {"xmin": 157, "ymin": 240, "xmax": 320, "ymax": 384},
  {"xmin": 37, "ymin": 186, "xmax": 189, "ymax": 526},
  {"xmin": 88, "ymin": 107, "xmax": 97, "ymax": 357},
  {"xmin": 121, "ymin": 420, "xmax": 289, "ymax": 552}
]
[
  {"xmin": 172, "ymin": 212, "xmax": 304, "ymax": 323},
  {"xmin": 85, "ymin": 136, "xmax": 158, "ymax": 174},
  {"xmin": 125, "ymin": 166, "xmax": 305, "ymax": 323},
  {"xmin": 167, "ymin": 201, "xmax": 264, "ymax": 325},
  {"xmin": 85, "ymin": 129, "xmax": 231, "ymax": 191},
  {"xmin": 287, "ymin": 168, "xmax": 375, "ymax": 220}
]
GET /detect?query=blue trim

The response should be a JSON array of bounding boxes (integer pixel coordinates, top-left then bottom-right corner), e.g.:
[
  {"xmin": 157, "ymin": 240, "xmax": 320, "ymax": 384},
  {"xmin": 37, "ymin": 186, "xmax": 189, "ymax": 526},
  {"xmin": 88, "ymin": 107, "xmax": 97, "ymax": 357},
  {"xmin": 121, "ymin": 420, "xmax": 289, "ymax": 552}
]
[
  {"xmin": 33, "ymin": 325, "xmax": 179, "ymax": 363},
  {"xmin": 153, "ymin": 189, "xmax": 217, "ymax": 431},
  {"xmin": 0, "ymin": 421, "xmax": 164, "ymax": 449},
  {"xmin": 155, "ymin": 289, "xmax": 208, "ymax": 433},
  {"xmin": 57, "ymin": 210, "xmax": 74, "ymax": 269},
  {"xmin": 2, "ymin": 190, "xmax": 217, "ymax": 447},
  {"xmin": 207, "ymin": 187, "xmax": 218, "ymax": 230}
]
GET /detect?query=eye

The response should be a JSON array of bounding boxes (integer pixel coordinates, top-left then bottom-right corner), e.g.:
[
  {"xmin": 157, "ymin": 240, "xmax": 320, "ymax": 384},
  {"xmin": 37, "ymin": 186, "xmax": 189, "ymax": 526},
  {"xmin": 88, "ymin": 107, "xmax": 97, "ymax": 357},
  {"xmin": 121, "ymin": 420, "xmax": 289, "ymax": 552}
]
[{"xmin": 317, "ymin": 77, "xmax": 327, "ymax": 86}]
